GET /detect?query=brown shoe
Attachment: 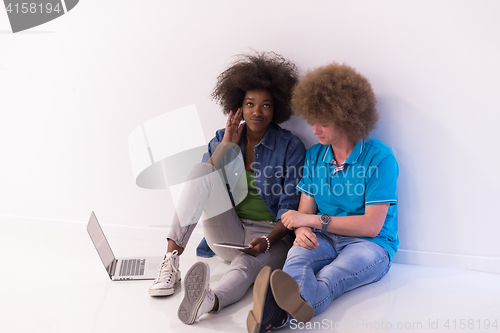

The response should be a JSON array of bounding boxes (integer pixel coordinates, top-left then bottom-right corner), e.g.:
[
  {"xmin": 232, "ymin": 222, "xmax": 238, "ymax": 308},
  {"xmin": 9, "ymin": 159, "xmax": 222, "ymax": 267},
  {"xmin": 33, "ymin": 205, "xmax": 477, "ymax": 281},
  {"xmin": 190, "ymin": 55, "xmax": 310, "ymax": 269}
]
[
  {"xmin": 247, "ymin": 266, "xmax": 287, "ymax": 333},
  {"xmin": 247, "ymin": 266, "xmax": 270, "ymax": 333},
  {"xmin": 270, "ymin": 270, "xmax": 314, "ymax": 323}
]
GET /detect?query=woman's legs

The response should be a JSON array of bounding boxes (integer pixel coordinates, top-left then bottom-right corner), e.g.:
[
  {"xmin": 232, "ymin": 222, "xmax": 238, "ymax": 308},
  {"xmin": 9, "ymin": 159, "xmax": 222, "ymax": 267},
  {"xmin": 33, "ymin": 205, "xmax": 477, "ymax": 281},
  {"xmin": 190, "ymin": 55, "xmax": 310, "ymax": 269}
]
[
  {"xmin": 200, "ymin": 209, "xmax": 245, "ymax": 262},
  {"xmin": 211, "ymin": 220, "xmax": 292, "ymax": 309},
  {"xmin": 152, "ymin": 163, "xmax": 244, "ymax": 296},
  {"xmin": 163, "ymin": 163, "xmax": 293, "ymax": 316},
  {"xmin": 167, "ymin": 162, "xmax": 245, "ymax": 255}
]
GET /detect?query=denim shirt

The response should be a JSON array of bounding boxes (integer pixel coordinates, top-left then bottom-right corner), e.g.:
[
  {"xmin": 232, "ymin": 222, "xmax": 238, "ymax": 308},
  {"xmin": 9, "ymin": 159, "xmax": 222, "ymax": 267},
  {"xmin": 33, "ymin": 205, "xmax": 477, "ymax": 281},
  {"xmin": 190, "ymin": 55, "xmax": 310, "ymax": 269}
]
[{"xmin": 201, "ymin": 122, "xmax": 305, "ymax": 222}]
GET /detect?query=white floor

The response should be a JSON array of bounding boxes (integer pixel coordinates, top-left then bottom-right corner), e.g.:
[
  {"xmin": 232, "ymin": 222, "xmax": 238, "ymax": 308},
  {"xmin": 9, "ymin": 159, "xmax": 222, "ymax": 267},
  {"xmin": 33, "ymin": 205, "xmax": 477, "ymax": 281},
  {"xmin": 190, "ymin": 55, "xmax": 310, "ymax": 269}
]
[{"xmin": 1, "ymin": 218, "xmax": 499, "ymax": 333}]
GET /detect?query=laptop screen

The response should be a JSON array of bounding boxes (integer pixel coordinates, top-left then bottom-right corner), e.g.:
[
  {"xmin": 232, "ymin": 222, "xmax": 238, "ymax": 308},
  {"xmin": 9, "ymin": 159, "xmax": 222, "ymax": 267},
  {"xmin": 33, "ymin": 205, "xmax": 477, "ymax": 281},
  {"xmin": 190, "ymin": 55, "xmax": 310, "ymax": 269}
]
[{"xmin": 87, "ymin": 212, "xmax": 115, "ymax": 273}]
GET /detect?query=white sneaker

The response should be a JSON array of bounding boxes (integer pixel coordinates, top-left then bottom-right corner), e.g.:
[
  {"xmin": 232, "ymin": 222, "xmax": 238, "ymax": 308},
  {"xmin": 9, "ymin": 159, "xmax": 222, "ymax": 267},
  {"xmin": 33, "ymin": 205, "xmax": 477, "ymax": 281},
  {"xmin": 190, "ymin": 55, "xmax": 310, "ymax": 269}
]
[
  {"xmin": 178, "ymin": 261, "xmax": 216, "ymax": 324},
  {"xmin": 149, "ymin": 250, "xmax": 181, "ymax": 296}
]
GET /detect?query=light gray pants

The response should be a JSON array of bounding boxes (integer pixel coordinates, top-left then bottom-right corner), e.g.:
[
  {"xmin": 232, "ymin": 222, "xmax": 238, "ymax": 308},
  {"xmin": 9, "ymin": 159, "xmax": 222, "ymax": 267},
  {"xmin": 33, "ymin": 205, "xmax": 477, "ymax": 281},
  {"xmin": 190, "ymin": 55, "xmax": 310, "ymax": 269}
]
[{"xmin": 167, "ymin": 163, "xmax": 292, "ymax": 309}]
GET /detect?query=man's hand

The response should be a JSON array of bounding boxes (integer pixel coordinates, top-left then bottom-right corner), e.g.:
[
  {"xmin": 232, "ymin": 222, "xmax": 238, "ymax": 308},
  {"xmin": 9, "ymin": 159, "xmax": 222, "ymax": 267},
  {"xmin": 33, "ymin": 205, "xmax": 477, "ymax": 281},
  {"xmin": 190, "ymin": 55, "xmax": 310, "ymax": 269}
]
[
  {"xmin": 294, "ymin": 227, "xmax": 319, "ymax": 250},
  {"xmin": 239, "ymin": 237, "xmax": 267, "ymax": 257},
  {"xmin": 281, "ymin": 210, "xmax": 308, "ymax": 230}
]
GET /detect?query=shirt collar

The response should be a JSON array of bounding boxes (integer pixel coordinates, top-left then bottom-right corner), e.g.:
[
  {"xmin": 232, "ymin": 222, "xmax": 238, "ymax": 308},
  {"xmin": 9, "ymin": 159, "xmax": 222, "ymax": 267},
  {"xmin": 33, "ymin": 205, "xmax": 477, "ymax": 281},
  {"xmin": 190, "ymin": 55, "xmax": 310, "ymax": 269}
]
[
  {"xmin": 240, "ymin": 122, "xmax": 277, "ymax": 151},
  {"xmin": 345, "ymin": 139, "xmax": 364, "ymax": 165},
  {"xmin": 321, "ymin": 145, "xmax": 334, "ymax": 164},
  {"xmin": 321, "ymin": 139, "xmax": 364, "ymax": 165}
]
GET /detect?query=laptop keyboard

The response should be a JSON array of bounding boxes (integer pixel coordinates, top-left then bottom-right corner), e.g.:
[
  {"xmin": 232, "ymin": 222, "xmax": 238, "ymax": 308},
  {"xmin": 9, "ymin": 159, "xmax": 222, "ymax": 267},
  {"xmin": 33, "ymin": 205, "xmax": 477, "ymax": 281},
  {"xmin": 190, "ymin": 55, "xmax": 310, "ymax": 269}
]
[{"xmin": 119, "ymin": 259, "xmax": 146, "ymax": 276}]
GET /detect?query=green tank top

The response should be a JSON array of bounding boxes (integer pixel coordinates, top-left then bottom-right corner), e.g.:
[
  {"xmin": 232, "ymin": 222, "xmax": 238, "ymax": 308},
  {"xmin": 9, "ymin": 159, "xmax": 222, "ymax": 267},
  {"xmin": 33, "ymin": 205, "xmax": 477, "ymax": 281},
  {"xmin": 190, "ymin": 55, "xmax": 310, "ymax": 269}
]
[{"xmin": 234, "ymin": 170, "xmax": 275, "ymax": 222}]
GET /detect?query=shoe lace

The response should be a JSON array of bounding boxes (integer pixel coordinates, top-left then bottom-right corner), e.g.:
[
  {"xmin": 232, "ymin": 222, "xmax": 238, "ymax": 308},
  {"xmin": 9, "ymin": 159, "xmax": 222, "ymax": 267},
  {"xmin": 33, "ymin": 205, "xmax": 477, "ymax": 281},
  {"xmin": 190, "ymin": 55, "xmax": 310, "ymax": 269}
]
[{"xmin": 153, "ymin": 250, "xmax": 178, "ymax": 283}]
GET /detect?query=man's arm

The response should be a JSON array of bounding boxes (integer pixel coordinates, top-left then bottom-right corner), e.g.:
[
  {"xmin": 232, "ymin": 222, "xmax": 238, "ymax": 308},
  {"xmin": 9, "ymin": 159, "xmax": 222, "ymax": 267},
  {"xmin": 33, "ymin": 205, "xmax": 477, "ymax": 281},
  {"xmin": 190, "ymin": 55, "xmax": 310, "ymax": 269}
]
[
  {"xmin": 282, "ymin": 193, "xmax": 389, "ymax": 238},
  {"xmin": 283, "ymin": 193, "xmax": 319, "ymax": 249}
]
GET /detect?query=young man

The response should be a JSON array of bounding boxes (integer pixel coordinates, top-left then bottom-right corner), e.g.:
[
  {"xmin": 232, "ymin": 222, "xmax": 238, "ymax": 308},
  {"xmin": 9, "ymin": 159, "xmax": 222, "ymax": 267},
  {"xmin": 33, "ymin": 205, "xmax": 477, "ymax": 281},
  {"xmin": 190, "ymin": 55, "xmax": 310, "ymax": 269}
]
[{"xmin": 247, "ymin": 63, "xmax": 399, "ymax": 333}]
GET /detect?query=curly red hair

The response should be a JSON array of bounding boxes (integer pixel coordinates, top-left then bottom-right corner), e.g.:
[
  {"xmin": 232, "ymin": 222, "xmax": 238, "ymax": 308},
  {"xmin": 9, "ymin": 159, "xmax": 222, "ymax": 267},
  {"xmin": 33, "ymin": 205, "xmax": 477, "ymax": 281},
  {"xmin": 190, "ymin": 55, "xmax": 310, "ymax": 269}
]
[{"xmin": 292, "ymin": 63, "xmax": 378, "ymax": 143}]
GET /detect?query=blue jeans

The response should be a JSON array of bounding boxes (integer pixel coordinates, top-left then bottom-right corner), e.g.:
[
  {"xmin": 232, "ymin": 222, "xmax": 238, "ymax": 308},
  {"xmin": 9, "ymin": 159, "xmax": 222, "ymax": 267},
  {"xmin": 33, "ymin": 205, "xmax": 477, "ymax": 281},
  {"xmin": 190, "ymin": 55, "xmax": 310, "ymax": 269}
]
[{"xmin": 283, "ymin": 231, "xmax": 391, "ymax": 316}]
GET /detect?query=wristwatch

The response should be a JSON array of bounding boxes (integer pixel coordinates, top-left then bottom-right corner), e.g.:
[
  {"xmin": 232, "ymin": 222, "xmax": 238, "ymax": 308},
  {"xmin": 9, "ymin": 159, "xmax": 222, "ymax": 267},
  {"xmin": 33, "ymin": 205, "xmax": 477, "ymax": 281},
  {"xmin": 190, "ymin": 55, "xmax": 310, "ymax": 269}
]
[{"xmin": 320, "ymin": 214, "xmax": 331, "ymax": 233}]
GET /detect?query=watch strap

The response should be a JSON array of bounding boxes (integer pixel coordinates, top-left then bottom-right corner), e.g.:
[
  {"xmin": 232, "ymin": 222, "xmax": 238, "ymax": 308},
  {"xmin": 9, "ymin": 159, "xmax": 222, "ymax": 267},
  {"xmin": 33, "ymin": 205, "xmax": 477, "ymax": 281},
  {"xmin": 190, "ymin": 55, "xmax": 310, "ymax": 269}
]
[{"xmin": 320, "ymin": 214, "xmax": 330, "ymax": 233}]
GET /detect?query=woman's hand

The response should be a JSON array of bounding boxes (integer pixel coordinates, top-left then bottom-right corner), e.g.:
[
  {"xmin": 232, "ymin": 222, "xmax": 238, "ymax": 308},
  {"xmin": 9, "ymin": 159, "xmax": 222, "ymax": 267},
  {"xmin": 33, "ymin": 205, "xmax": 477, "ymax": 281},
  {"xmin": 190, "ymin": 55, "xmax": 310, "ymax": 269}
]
[
  {"xmin": 281, "ymin": 210, "xmax": 309, "ymax": 230},
  {"xmin": 222, "ymin": 108, "xmax": 244, "ymax": 144},
  {"xmin": 239, "ymin": 237, "xmax": 267, "ymax": 257},
  {"xmin": 294, "ymin": 227, "xmax": 319, "ymax": 250}
]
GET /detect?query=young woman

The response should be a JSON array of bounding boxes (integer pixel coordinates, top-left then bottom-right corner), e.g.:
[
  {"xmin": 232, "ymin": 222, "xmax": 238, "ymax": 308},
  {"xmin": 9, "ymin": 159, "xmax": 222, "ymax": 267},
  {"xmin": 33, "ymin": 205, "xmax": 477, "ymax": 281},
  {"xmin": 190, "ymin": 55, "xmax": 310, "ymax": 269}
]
[
  {"xmin": 248, "ymin": 63, "xmax": 399, "ymax": 332},
  {"xmin": 149, "ymin": 52, "xmax": 306, "ymax": 326}
]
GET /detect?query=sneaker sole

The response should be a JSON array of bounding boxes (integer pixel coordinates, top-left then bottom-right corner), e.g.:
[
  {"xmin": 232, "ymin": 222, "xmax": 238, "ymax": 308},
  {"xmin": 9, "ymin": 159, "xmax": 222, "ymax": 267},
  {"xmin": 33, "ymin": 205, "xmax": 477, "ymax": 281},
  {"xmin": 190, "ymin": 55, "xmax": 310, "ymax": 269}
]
[
  {"xmin": 270, "ymin": 270, "xmax": 314, "ymax": 323},
  {"xmin": 148, "ymin": 278, "xmax": 181, "ymax": 297},
  {"xmin": 246, "ymin": 266, "xmax": 272, "ymax": 333},
  {"xmin": 178, "ymin": 262, "xmax": 209, "ymax": 325}
]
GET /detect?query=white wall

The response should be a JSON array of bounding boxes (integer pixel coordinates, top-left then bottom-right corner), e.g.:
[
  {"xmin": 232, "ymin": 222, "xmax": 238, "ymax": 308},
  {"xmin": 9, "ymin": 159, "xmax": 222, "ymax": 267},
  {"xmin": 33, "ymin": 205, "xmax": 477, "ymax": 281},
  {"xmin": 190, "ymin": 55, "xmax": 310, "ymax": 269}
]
[{"xmin": 1, "ymin": 0, "xmax": 499, "ymax": 271}]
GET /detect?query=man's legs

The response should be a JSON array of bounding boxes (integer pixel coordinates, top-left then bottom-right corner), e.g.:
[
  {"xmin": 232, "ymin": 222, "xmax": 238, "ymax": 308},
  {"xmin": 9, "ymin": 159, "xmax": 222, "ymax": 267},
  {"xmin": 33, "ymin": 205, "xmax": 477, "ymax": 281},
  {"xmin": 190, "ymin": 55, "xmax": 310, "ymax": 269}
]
[
  {"xmin": 282, "ymin": 233, "xmax": 337, "ymax": 312},
  {"xmin": 283, "ymin": 234, "xmax": 391, "ymax": 316}
]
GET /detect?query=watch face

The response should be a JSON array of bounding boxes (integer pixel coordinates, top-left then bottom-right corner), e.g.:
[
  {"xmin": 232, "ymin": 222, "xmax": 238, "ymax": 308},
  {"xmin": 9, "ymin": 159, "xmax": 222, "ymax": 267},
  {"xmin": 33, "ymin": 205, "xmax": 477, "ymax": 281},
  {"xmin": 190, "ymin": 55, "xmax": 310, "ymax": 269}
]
[{"xmin": 321, "ymin": 214, "xmax": 330, "ymax": 224}]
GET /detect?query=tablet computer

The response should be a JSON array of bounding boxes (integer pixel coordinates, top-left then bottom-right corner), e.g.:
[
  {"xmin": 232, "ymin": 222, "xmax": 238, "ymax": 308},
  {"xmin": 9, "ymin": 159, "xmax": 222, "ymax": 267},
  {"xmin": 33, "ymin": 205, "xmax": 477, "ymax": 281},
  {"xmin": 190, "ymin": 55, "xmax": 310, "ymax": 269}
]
[{"xmin": 212, "ymin": 242, "xmax": 250, "ymax": 250}]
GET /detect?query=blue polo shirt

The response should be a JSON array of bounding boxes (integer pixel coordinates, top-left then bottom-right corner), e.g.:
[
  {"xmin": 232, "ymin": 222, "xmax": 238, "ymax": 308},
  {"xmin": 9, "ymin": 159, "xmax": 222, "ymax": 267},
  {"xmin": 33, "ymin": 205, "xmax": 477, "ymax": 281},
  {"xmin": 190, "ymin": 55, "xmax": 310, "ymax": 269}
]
[{"xmin": 296, "ymin": 137, "xmax": 399, "ymax": 260}]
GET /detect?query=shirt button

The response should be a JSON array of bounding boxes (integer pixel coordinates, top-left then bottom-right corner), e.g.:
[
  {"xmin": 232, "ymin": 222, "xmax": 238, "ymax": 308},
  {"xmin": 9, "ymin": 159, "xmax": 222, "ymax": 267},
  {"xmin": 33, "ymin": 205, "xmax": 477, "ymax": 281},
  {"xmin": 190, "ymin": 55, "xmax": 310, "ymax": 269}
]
[{"xmin": 235, "ymin": 173, "xmax": 238, "ymax": 176}]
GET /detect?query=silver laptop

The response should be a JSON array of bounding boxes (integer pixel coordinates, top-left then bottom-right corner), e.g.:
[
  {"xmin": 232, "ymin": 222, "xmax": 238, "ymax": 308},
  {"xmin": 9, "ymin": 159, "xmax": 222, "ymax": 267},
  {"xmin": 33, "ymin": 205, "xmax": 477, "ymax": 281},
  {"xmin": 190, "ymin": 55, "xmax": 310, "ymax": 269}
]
[{"xmin": 87, "ymin": 211, "xmax": 162, "ymax": 281}]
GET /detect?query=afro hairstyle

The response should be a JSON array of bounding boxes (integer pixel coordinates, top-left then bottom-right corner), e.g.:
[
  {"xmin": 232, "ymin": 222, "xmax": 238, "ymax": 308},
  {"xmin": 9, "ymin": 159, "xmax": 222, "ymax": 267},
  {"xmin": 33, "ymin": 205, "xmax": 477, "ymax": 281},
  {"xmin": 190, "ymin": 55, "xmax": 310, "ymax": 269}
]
[
  {"xmin": 292, "ymin": 63, "xmax": 378, "ymax": 143},
  {"xmin": 212, "ymin": 52, "xmax": 298, "ymax": 124}
]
